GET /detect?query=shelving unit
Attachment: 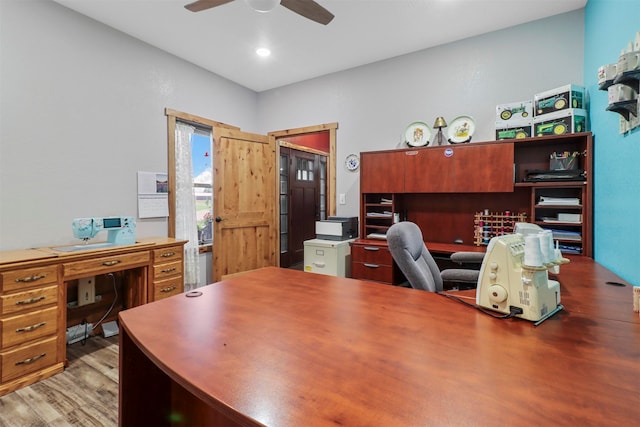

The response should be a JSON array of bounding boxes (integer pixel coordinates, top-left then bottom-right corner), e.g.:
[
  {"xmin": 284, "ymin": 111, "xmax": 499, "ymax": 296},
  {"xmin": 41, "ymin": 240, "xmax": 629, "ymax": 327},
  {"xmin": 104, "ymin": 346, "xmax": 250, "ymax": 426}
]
[
  {"xmin": 531, "ymin": 183, "xmax": 585, "ymax": 254},
  {"xmin": 354, "ymin": 132, "xmax": 593, "ymax": 284},
  {"xmin": 362, "ymin": 193, "xmax": 400, "ymax": 240},
  {"xmin": 513, "ymin": 132, "xmax": 592, "ymax": 256}
]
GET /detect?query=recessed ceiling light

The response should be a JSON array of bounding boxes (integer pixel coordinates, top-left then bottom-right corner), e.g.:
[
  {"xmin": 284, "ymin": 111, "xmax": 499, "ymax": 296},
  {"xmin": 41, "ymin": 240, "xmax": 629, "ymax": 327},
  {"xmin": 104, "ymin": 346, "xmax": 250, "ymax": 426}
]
[{"xmin": 256, "ymin": 47, "xmax": 271, "ymax": 57}]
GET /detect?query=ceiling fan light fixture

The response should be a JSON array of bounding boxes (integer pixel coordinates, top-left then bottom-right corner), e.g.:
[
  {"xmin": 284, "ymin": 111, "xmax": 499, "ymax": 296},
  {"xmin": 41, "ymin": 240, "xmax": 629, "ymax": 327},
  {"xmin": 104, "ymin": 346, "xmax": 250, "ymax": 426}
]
[
  {"xmin": 245, "ymin": 0, "xmax": 280, "ymax": 13},
  {"xmin": 256, "ymin": 47, "xmax": 271, "ymax": 57}
]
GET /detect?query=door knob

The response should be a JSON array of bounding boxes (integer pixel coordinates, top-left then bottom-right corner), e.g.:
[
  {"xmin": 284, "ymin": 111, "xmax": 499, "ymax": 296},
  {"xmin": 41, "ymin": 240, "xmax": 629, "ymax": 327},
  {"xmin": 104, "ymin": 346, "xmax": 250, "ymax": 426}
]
[{"xmin": 215, "ymin": 216, "xmax": 223, "ymax": 222}]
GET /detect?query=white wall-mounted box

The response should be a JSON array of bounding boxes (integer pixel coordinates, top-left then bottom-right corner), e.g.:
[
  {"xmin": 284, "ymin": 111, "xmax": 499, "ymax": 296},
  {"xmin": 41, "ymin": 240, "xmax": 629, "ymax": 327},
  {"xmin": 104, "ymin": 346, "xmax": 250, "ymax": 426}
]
[{"xmin": 78, "ymin": 276, "xmax": 96, "ymax": 306}]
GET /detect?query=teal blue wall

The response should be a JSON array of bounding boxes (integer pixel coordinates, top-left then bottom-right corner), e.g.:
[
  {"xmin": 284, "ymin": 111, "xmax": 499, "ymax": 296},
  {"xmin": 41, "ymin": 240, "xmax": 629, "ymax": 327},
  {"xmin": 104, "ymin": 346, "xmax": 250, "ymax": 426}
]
[{"xmin": 585, "ymin": 0, "xmax": 640, "ymax": 285}]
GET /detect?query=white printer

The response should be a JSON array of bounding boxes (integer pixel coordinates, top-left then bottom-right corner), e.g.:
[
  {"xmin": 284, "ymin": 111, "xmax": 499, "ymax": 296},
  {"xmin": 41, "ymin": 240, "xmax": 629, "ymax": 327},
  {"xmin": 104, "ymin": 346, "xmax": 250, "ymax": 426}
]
[{"xmin": 315, "ymin": 216, "xmax": 359, "ymax": 241}]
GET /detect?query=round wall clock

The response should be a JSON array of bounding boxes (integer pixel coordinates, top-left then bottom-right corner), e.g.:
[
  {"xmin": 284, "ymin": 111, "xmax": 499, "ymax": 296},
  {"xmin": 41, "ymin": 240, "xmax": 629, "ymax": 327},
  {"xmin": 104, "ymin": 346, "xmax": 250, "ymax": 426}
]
[{"xmin": 345, "ymin": 154, "xmax": 360, "ymax": 171}]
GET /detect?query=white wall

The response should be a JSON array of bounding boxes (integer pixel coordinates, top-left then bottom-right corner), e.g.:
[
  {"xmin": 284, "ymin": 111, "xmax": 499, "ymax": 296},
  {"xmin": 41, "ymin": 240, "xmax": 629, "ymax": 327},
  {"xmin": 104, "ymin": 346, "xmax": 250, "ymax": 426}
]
[
  {"xmin": 1, "ymin": 1, "xmax": 584, "ymax": 252},
  {"xmin": 0, "ymin": 0, "xmax": 257, "ymax": 250},
  {"xmin": 257, "ymin": 10, "xmax": 585, "ymax": 218}
]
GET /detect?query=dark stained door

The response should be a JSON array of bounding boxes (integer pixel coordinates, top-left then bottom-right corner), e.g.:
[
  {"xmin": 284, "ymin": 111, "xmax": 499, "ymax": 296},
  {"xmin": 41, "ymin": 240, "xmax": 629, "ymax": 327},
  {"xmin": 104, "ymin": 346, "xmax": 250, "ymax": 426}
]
[{"xmin": 281, "ymin": 148, "xmax": 324, "ymax": 267}]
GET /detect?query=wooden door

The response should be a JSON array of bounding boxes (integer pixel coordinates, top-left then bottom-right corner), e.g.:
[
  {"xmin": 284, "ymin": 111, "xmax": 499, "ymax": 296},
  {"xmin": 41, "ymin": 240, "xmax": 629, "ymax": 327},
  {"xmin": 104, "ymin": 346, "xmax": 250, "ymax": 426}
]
[
  {"xmin": 212, "ymin": 127, "xmax": 276, "ymax": 281},
  {"xmin": 288, "ymin": 149, "xmax": 320, "ymax": 266}
]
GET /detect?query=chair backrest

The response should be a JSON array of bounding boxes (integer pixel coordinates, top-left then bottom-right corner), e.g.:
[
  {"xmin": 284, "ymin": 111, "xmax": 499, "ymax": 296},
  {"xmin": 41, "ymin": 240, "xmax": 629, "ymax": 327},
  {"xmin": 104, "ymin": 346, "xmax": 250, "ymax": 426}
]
[{"xmin": 387, "ymin": 222, "xmax": 443, "ymax": 292}]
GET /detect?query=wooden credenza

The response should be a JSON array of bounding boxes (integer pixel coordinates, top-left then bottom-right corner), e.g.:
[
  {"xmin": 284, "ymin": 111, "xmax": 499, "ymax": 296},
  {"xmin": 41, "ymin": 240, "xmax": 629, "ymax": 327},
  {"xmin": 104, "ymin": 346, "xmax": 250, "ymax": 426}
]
[
  {"xmin": 354, "ymin": 132, "xmax": 593, "ymax": 284},
  {"xmin": 0, "ymin": 237, "xmax": 186, "ymax": 396}
]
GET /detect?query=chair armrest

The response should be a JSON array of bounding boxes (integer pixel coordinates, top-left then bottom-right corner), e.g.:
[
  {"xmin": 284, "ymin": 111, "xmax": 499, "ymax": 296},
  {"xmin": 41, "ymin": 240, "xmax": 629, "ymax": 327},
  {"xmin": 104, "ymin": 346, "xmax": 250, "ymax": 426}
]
[
  {"xmin": 450, "ymin": 251, "xmax": 485, "ymax": 265},
  {"xmin": 440, "ymin": 268, "xmax": 479, "ymax": 283}
]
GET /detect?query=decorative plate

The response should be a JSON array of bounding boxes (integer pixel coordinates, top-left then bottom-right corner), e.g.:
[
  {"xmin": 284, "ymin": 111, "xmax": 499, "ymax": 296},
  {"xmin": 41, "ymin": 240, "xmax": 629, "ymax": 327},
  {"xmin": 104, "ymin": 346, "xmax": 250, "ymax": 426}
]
[
  {"xmin": 345, "ymin": 153, "xmax": 360, "ymax": 171},
  {"xmin": 447, "ymin": 116, "xmax": 476, "ymax": 143},
  {"xmin": 404, "ymin": 121, "xmax": 432, "ymax": 147}
]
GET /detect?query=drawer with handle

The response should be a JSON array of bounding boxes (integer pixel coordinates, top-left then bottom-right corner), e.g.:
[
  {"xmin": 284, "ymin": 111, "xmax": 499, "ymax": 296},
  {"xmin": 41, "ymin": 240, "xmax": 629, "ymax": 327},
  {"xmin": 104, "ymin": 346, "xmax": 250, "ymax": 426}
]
[
  {"xmin": 1, "ymin": 265, "xmax": 58, "ymax": 293},
  {"xmin": 351, "ymin": 262, "xmax": 394, "ymax": 283},
  {"xmin": 1, "ymin": 285, "xmax": 58, "ymax": 316},
  {"xmin": 1, "ymin": 336, "xmax": 58, "ymax": 382},
  {"xmin": 351, "ymin": 245, "xmax": 393, "ymax": 265},
  {"xmin": 63, "ymin": 252, "xmax": 150, "ymax": 279},
  {"xmin": 153, "ymin": 246, "xmax": 183, "ymax": 263},
  {"xmin": 152, "ymin": 276, "xmax": 183, "ymax": 301},
  {"xmin": 153, "ymin": 260, "xmax": 183, "ymax": 280},
  {"xmin": 1, "ymin": 306, "xmax": 58, "ymax": 349}
]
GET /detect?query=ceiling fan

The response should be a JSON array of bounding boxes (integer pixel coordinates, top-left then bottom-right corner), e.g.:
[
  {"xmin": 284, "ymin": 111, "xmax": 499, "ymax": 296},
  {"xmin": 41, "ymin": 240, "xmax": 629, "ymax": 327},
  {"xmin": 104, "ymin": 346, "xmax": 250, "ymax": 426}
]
[{"xmin": 184, "ymin": 0, "xmax": 334, "ymax": 25}]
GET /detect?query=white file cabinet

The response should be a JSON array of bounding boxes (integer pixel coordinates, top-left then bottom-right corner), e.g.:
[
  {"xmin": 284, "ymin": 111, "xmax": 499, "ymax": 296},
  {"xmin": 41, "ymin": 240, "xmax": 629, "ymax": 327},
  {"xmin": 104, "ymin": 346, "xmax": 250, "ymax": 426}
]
[{"xmin": 303, "ymin": 239, "xmax": 354, "ymax": 278}]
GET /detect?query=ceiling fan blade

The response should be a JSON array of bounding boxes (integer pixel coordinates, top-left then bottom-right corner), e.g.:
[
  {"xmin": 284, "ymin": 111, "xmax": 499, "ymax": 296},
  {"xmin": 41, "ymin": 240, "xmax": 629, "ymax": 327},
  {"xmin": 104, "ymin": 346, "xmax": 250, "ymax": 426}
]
[
  {"xmin": 280, "ymin": 0, "xmax": 334, "ymax": 25},
  {"xmin": 185, "ymin": 0, "xmax": 236, "ymax": 13}
]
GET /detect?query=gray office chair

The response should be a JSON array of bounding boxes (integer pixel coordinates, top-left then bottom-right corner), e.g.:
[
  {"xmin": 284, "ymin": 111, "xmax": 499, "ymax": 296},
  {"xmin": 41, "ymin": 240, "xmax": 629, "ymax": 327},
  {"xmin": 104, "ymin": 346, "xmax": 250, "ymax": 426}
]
[{"xmin": 387, "ymin": 221, "xmax": 482, "ymax": 292}]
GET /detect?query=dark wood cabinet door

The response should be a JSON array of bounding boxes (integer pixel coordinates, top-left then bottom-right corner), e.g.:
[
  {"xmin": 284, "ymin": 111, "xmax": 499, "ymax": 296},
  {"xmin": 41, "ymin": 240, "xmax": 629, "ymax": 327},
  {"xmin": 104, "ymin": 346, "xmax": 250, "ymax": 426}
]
[
  {"xmin": 403, "ymin": 147, "xmax": 455, "ymax": 192},
  {"xmin": 360, "ymin": 151, "xmax": 405, "ymax": 193},
  {"xmin": 404, "ymin": 143, "xmax": 514, "ymax": 193},
  {"xmin": 450, "ymin": 143, "xmax": 514, "ymax": 192}
]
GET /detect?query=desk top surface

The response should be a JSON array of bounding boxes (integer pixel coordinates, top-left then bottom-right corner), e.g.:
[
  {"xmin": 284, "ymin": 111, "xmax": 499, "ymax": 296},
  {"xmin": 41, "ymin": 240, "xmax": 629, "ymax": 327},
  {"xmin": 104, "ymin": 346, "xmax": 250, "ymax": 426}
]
[
  {"xmin": 0, "ymin": 237, "xmax": 185, "ymax": 267},
  {"xmin": 119, "ymin": 262, "xmax": 639, "ymax": 427}
]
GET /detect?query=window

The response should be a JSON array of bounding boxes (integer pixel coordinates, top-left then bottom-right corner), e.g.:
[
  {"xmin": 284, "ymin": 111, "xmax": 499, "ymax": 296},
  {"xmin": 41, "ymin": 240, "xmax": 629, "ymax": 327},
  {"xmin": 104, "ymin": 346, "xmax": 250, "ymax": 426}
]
[
  {"xmin": 279, "ymin": 152, "xmax": 289, "ymax": 255},
  {"xmin": 191, "ymin": 131, "xmax": 213, "ymax": 245}
]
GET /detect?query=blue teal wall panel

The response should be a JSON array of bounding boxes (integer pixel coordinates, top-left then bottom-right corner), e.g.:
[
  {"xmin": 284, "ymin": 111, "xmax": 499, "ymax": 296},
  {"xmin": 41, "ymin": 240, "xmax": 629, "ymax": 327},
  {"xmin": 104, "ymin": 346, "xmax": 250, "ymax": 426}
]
[{"xmin": 585, "ymin": 0, "xmax": 640, "ymax": 285}]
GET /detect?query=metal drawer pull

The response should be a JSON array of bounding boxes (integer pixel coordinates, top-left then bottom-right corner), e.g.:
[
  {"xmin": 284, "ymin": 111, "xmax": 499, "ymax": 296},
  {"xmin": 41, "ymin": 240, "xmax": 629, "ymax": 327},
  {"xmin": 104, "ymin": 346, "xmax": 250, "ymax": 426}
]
[
  {"xmin": 102, "ymin": 260, "xmax": 121, "ymax": 266},
  {"xmin": 364, "ymin": 247, "xmax": 379, "ymax": 251},
  {"xmin": 161, "ymin": 267, "xmax": 177, "ymax": 274},
  {"xmin": 364, "ymin": 263, "xmax": 380, "ymax": 268},
  {"xmin": 16, "ymin": 296, "xmax": 46, "ymax": 305},
  {"xmin": 160, "ymin": 286, "xmax": 177, "ymax": 293},
  {"xmin": 16, "ymin": 321, "xmax": 46, "ymax": 333},
  {"xmin": 15, "ymin": 353, "xmax": 46, "ymax": 366},
  {"xmin": 160, "ymin": 252, "xmax": 176, "ymax": 258},
  {"xmin": 15, "ymin": 274, "xmax": 47, "ymax": 283}
]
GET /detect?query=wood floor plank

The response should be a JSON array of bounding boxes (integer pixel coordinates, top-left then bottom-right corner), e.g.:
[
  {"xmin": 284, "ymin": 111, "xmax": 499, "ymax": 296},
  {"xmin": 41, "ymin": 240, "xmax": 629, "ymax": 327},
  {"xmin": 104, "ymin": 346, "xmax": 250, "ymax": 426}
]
[{"xmin": 0, "ymin": 336, "xmax": 118, "ymax": 427}]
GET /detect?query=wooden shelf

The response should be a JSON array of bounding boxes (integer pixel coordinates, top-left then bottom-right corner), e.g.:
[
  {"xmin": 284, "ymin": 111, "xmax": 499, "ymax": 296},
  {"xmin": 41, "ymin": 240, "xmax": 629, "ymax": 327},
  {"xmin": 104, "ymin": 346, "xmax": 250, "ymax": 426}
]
[{"xmin": 355, "ymin": 132, "xmax": 593, "ymax": 277}]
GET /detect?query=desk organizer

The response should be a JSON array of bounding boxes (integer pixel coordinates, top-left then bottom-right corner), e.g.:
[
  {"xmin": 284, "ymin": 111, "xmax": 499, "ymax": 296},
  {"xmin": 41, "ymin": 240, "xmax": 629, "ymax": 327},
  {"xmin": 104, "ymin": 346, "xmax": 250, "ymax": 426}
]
[{"xmin": 474, "ymin": 211, "xmax": 527, "ymax": 246}]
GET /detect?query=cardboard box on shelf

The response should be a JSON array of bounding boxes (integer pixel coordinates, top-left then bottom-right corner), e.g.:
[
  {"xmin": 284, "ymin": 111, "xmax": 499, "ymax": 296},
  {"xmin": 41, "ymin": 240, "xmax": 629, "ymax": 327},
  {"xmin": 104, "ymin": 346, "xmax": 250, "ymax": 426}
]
[
  {"xmin": 533, "ymin": 108, "xmax": 587, "ymax": 137},
  {"xmin": 495, "ymin": 124, "xmax": 533, "ymax": 140},
  {"xmin": 496, "ymin": 100, "xmax": 533, "ymax": 123},
  {"xmin": 534, "ymin": 84, "xmax": 585, "ymax": 116}
]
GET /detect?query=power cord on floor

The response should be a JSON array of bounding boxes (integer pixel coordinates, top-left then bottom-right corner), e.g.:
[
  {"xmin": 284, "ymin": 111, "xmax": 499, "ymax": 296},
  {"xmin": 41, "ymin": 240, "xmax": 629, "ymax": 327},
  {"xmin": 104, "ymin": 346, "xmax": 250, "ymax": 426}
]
[
  {"xmin": 93, "ymin": 272, "xmax": 118, "ymax": 332},
  {"xmin": 80, "ymin": 318, "xmax": 90, "ymax": 346}
]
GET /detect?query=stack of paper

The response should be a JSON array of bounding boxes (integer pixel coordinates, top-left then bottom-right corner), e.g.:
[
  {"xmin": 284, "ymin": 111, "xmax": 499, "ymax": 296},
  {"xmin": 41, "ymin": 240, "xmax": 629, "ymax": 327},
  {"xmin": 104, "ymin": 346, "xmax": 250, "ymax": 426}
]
[
  {"xmin": 367, "ymin": 211, "xmax": 393, "ymax": 218},
  {"xmin": 538, "ymin": 196, "xmax": 580, "ymax": 206},
  {"xmin": 545, "ymin": 228, "xmax": 582, "ymax": 241}
]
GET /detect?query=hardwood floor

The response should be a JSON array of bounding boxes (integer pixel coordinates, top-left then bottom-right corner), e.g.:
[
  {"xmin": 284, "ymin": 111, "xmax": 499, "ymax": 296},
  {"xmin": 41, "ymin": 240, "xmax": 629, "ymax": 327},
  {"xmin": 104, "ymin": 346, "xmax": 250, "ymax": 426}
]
[{"xmin": 0, "ymin": 335, "xmax": 119, "ymax": 427}]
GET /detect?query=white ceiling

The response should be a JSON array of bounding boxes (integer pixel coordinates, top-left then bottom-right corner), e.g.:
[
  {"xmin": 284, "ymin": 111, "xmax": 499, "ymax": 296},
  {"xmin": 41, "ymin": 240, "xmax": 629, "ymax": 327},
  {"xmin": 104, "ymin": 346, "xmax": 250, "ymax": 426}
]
[{"xmin": 52, "ymin": 0, "xmax": 587, "ymax": 92}]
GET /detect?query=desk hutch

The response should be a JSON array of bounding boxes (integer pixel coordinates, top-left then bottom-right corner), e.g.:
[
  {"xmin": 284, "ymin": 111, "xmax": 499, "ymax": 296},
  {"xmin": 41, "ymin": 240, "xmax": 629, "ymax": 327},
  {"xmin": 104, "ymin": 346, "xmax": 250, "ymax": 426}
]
[
  {"xmin": 352, "ymin": 132, "xmax": 593, "ymax": 285},
  {"xmin": 0, "ymin": 237, "xmax": 186, "ymax": 396}
]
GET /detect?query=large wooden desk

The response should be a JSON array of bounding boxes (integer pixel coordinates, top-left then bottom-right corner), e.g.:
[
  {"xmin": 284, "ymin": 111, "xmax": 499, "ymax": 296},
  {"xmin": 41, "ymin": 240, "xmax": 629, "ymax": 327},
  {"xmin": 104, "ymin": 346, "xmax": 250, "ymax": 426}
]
[
  {"xmin": 0, "ymin": 237, "xmax": 185, "ymax": 396},
  {"xmin": 119, "ymin": 261, "xmax": 639, "ymax": 426}
]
